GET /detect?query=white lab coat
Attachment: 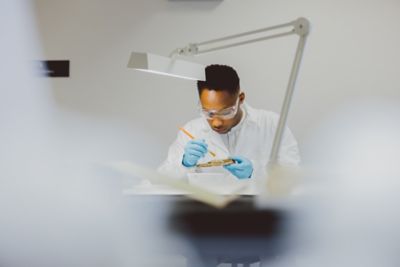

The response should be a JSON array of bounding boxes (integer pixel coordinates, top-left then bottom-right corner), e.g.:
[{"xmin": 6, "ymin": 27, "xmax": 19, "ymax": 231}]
[{"xmin": 158, "ymin": 103, "xmax": 300, "ymax": 192}]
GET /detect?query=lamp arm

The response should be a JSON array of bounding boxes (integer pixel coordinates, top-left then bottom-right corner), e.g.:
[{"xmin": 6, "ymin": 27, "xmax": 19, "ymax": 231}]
[
  {"xmin": 170, "ymin": 17, "xmax": 309, "ymax": 57},
  {"xmin": 195, "ymin": 31, "xmax": 295, "ymax": 55},
  {"xmin": 268, "ymin": 34, "xmax": 307, "ymax": 167},
  {"xmin": 197, "ymin": 21, "xmax": 295, "ymax": 46}
]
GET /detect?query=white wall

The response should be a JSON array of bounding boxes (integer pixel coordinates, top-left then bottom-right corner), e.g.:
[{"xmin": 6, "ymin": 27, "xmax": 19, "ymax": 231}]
[{"xmin": 33, "ymin": 0, "xmax": 400, "ymax": 168}]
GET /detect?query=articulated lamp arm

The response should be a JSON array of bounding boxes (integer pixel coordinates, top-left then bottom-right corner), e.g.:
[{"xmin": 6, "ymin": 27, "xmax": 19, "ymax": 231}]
[{"xmin": 170, "ymin": 18, "xmax": 309, "ymax": 57}]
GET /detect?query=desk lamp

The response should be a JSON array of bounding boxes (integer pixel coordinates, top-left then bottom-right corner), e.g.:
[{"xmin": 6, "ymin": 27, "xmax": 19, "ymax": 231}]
[{"xmin": 128, "ymin": 17, "xmax": 310, "ymax": 194}]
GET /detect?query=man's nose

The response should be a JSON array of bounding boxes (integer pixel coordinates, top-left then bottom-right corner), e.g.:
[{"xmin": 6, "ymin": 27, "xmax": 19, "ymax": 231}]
[{"xmin": 211, "ymin": 118, "xmax": 223, "ymax": 128}]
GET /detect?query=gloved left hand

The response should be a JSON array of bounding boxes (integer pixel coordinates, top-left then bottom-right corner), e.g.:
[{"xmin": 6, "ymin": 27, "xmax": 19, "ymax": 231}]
[{"xmin": 223, "ymin": 155, "xmax": 253, "ymax": 179}]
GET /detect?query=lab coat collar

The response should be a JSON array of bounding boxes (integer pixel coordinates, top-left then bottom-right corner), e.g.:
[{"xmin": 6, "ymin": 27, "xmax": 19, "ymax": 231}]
[{"xmin": 241, "ymin": 102, "xmax": 259, "ymax": 126}]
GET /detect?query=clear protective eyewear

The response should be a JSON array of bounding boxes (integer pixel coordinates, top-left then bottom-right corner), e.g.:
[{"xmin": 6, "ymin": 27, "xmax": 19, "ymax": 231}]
[{"xmin": 200, "ymin": 98, "xmax": 240, "ymax": 120}]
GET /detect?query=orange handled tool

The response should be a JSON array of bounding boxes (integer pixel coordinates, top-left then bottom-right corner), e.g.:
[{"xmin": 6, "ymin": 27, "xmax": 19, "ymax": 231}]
[{"xmin": 179, "ymin": 127, "xmax": 216, "ymax": 157}]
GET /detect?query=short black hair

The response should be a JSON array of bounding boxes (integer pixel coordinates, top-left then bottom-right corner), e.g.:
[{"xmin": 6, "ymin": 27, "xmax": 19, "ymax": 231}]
[{"xmin": 197, "ymin": 64, "xmax": 240, "ymax": 95}]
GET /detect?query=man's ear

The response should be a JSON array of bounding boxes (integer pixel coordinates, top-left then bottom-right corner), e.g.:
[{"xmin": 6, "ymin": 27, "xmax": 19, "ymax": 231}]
[{"xmin": 239, "ymin": 92, "xmax": 245, "ymax": 104}]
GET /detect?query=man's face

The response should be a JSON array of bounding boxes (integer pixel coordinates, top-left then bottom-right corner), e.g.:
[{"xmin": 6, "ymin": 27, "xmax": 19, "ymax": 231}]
[{"xmin": 199, "ymin": 89, "xmax": 244, "ymax": 134}]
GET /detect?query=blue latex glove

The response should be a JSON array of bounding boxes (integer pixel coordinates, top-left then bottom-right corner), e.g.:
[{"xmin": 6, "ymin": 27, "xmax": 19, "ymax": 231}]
[
  {"xmin": 224, "ymin": 155, "xmax": 253, "ymax": 179},
  {"xmin": 182, "ymin": 139, "xmax": 208, "ymax": 167}
]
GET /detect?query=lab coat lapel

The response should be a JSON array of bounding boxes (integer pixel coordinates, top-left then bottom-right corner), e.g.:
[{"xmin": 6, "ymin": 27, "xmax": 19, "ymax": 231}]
[
  {"xmin": 207, "ymin": 129, "xmax": 230, "ymax": 158},
  {"xmin": 233, "ymin": 127, "xmax": 248, "ymax": 156}
]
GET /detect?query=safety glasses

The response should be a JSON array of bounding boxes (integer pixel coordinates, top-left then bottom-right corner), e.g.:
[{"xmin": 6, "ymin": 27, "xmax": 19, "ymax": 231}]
[{"xmin": 199, "ymin": 98, "xmax": 240, "ymax": 120}]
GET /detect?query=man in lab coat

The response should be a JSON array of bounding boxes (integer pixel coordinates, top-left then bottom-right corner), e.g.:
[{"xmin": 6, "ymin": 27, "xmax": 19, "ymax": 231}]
[{"xmin": 158, "ymin": 64, "xmax": 300, "ymax": 186}]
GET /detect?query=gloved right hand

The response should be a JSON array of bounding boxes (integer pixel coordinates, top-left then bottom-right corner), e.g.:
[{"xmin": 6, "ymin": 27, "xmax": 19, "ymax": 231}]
[{"xmin": 182, "ymin": 139, "xmax": 208, "ymax": 167}]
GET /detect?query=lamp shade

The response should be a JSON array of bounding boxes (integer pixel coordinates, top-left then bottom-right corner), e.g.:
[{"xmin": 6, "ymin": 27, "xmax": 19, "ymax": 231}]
[{"xmin": 127, "ymin": 52, "xmax": 205, "ymax": 81}]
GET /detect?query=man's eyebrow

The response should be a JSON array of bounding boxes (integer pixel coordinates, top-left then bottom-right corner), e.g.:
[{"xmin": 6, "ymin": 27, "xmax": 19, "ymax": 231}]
[
  {"xmin": 203, "ymin": 104, "xmax": 232, "ymax": 111},
  {"xmin": 201, "ymin": 102, "xmax": 236, "ymax": 111},
  {"xmin": 220, "ymin": 104, "xmax": 232, "ymax": 109}
]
